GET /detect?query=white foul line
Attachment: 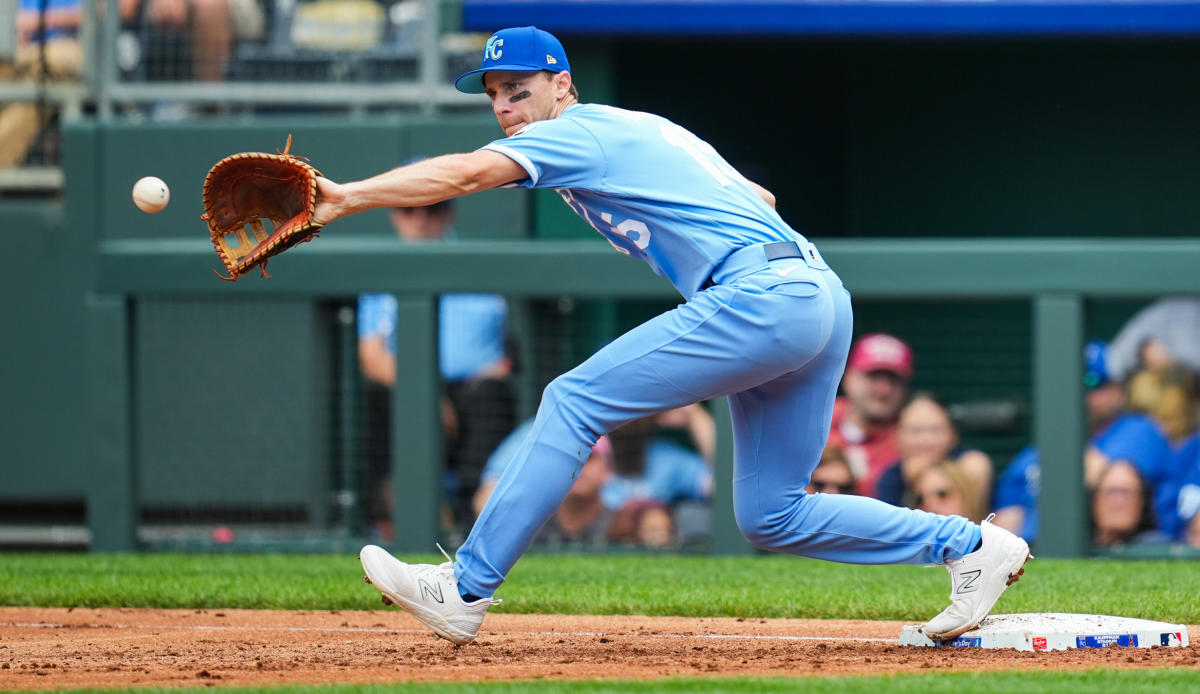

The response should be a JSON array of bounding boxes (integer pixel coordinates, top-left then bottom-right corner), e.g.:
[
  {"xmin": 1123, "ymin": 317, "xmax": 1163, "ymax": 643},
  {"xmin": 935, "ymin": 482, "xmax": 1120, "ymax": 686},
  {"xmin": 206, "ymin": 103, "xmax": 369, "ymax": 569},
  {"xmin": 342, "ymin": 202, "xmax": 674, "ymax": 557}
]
[{"xmin": 0, "ymin": 621, "xmax": 898, "ymax": 644}]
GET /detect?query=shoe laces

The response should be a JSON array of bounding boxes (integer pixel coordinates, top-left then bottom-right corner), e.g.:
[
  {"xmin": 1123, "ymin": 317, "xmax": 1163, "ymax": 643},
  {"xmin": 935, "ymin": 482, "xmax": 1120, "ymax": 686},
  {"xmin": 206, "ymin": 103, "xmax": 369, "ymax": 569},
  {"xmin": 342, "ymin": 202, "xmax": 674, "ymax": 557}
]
[{"xmin": 432, "ymin": 543, "xmax": 502, "ymax": 606}]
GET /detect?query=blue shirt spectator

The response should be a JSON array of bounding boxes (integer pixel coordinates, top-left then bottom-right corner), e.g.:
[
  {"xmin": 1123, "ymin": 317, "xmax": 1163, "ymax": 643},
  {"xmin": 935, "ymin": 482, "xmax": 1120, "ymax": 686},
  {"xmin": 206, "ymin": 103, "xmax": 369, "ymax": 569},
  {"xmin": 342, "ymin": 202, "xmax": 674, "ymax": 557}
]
[
  {"xmin": 600, "ymin": 439, "xmax": 712, "ymax": 511},
  {"xmin": 1163, "ymin": 433, "xmax": 1200, "ymax": 541},
  {"xmin": 19, "ymin": 0, "xmax": 82, "ymax": 41},
  {"xmin": 994, "ymin": 415, "xmax": 1176, "ymax": 545},
  {"xmin": 357, "ymin": 290, "xmax": 507, "ymax": 382},
  {"xmin": 991, "ymin": 446, "xmax": 1040, "ymax": 544},
  {"xmin": 1093, "ymin": 412, "xmax": 1181, "ymax": 532},
  {"xmin": 1092, "ymin": 413, "xmax": 1172, "ymax": 488}
]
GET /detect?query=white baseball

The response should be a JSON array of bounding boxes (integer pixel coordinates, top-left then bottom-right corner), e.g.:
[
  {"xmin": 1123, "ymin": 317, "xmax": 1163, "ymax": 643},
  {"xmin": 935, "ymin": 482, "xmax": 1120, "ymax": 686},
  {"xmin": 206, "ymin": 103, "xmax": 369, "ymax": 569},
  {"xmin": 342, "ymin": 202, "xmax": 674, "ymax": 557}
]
[{"xmin": 132, "ymin": 176, "xmax": 170, "ymax": 213}]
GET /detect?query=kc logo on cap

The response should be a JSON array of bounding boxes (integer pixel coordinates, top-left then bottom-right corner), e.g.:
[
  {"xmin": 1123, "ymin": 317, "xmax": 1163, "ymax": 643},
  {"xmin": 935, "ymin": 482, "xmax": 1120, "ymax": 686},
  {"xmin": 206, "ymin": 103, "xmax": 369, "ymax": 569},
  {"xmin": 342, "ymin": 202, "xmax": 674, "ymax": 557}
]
[{"xmin": 485, "ymin": 36, "xmax": 504, "ymax": 62}]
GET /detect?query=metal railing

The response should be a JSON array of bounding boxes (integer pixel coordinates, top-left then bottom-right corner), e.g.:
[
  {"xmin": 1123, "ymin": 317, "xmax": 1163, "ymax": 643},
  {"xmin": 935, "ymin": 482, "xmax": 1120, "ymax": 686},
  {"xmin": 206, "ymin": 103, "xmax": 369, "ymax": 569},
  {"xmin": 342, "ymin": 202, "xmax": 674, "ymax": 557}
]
[{"xmin": 0, "ymin": 0, "xmax": 486, "ymax": 189}]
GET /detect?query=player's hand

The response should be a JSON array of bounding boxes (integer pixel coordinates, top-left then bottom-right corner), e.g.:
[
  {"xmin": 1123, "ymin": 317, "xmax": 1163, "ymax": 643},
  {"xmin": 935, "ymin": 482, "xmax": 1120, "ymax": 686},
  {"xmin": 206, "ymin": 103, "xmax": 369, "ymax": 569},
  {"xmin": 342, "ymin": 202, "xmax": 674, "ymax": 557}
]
[{"xmin": 313, "ymin": 176, "xmax": 347, "ymax": 227}]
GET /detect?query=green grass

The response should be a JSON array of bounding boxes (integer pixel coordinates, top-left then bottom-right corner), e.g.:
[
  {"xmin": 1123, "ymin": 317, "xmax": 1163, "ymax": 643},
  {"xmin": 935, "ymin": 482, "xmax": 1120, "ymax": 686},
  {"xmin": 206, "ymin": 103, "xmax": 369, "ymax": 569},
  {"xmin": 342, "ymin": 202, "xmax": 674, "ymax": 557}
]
[
  {"xmin": 1, "ymin": 552, "xmax": 1197, "ymax": 624},
  {"xmin": 41, "ymin": 669, "xmax": 1200, "ymax": 693}
]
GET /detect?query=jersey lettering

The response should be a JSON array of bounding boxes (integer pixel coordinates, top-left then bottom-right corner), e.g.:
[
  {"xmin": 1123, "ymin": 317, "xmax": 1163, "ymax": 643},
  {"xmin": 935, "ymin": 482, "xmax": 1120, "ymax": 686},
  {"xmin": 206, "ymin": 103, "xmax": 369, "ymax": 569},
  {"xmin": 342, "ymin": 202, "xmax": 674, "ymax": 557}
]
[
  {"xmin": 560, "ymin": 191, "xmax": 654, "ymax": 255},
  {"xmin": 558, "ymin": 189, "xmax": 597, "ymax": 229},
  {"xmin": 615, "ymin": 219, "xmax": 651, "ymax": 251},
  {"xmin": 658, "ymin": 122, "xmax": 745, "ymax": 188}
]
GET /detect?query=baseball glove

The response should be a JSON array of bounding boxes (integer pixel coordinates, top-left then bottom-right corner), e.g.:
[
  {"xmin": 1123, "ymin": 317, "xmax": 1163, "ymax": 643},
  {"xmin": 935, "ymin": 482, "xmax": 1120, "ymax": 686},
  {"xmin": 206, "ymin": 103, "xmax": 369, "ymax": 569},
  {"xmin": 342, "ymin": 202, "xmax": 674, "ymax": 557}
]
[{"xmin": 201, "ymin": 134, "xmax": 323, "ymax": 280}]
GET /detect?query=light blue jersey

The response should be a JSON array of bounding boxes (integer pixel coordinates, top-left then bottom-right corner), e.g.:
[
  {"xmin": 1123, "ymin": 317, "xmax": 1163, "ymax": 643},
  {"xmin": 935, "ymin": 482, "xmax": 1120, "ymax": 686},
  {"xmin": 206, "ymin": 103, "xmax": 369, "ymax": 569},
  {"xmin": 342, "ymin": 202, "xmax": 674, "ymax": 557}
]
[{"xmin": 483, "ymin": 104, "xmax": 802, "ymax": 298}]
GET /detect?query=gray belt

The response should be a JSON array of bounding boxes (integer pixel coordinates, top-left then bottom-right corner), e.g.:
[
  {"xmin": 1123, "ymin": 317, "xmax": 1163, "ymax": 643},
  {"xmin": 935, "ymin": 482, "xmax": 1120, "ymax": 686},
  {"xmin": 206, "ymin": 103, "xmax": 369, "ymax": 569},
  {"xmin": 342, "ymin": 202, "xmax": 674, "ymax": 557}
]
[{"xmin": 703, "ymin": 240, "xmax": 827, "ymax": 289}]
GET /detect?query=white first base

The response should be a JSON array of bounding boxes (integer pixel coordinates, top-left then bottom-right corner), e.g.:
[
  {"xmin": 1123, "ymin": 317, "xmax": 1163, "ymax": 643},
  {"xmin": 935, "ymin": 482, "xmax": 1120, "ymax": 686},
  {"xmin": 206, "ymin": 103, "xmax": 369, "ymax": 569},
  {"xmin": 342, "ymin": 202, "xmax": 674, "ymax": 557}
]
[{"xmin": 900, "ymin": 613, "xmax": 1190, "ymax": 651}]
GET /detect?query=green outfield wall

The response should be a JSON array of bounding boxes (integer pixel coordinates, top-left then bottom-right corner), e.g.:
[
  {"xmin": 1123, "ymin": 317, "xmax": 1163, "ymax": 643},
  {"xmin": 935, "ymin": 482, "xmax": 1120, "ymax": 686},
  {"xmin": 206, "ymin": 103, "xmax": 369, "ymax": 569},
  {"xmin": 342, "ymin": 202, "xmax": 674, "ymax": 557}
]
[{"xmin": 2, "ymin": 99, "xmax": 1197, "ymax": 557}]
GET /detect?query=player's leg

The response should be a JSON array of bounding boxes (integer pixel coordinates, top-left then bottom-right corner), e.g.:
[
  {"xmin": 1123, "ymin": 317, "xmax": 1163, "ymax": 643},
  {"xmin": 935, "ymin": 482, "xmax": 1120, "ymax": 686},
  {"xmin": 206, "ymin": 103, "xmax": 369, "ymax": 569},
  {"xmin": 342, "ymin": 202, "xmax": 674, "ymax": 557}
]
[
  {"xmin": 727, "ymin": 282, "xmax": 981, "ymax": 564},
  {"xmin": 454, "ymin": 262, "xmax": 852, "ymax": 598},
  {"xmin": 726, "ymin": 284, "xmax": 1028, "ymax": 640}
]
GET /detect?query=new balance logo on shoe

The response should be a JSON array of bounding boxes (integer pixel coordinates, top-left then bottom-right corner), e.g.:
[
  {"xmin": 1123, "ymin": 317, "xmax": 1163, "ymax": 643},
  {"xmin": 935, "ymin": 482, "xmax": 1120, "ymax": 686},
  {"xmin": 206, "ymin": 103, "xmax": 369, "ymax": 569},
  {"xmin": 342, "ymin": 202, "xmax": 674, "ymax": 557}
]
[
  {"xmin": 956, "ymin": 569, "xmax": 982, "ymax": 594},
  {"xmin": 418, "ymin": 579, "xmax": 444, "ymax": 603}
]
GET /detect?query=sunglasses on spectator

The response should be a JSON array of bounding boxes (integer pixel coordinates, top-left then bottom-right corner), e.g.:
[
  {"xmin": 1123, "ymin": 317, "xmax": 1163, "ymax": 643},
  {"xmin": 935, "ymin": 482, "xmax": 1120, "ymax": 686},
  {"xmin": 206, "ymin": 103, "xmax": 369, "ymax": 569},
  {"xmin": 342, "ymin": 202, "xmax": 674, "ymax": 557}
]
[
  {"xmin": 914, "ymin": 488, "xmax": 953, "ymax": 505},
  {"xmin": 811, "ymin": 480, "xmax": 855, "ymax": 494}
]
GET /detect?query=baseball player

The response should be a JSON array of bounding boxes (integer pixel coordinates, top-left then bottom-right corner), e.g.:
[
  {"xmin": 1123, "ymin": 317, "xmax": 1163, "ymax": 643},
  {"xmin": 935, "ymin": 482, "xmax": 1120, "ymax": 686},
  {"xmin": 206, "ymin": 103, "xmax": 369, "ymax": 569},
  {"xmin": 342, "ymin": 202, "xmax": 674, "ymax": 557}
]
[{"xmin": 313, "ymin": 26, "xmax": 1030, "ymax": 645}]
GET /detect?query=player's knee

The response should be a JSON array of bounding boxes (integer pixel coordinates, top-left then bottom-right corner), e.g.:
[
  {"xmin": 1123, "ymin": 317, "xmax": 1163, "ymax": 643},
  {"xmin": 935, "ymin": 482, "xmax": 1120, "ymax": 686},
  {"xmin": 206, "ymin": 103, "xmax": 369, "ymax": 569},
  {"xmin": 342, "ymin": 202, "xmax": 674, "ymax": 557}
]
[
  {"xmin": 737, "ymin": 524, "xmax": 771, "ymax": 551},
  {"xmin": 733, "ymin": 505, "xmax": 780, "ymax": 551},
  {"xmin": 539, "ymin": 375, "xmax": 571, "ymax": 414},
  {"xmin": 540, "ymin": 373, "xmax": 593, "ymax": 424},
  {"xmin": 734, "ymin": 493, "xmax": 815, "ymax": 551}
]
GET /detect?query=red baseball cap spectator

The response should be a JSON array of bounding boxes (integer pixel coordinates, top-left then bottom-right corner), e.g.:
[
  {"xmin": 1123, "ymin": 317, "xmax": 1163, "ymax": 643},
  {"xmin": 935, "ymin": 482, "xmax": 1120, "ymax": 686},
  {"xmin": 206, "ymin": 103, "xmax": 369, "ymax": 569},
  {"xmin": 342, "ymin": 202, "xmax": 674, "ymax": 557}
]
[{"xmin": 848, "ymin": 333, "xmax": 914, "ymax": 380}]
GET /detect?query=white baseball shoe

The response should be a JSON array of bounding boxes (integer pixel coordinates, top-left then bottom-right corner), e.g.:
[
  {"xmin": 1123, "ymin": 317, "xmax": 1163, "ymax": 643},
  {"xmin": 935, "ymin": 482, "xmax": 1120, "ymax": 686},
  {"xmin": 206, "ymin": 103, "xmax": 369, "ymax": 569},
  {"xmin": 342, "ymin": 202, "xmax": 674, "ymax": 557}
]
[
  {"xmin": 360, "ymin": 544, "xmax": 499, "ymax": 645},
  {"xmin": 921, "ymin": 516, "xmax": 1031, "ymax": 642}
]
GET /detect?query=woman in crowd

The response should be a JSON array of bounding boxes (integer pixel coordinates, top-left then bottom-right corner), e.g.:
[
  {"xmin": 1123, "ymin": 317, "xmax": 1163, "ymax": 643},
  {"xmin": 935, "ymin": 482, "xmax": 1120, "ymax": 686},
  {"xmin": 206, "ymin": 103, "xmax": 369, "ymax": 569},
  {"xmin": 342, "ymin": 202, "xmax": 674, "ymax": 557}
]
[{"xmin": 876, "ymin": 393, "xmax": 993, "ymax": 510}]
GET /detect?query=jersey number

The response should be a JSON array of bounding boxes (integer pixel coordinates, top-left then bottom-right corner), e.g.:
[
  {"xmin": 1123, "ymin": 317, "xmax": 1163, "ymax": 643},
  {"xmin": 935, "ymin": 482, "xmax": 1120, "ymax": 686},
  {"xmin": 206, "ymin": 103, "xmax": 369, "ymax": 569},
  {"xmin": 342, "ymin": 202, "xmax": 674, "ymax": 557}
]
[
  {"xmin": 559, "ymin": 189, "xmax": 650, "ymax": 256},
  {"xmin": 658, "ymin": 122, "xmax": 746, "ymax": 188}
]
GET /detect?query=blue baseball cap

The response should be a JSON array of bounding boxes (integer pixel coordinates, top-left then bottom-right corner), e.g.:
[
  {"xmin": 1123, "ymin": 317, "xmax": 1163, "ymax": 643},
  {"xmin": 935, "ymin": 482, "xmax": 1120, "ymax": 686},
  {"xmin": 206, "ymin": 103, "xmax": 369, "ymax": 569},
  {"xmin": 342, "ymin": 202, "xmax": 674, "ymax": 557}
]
[
  {"xmin": 1084, "ymin": 340, "xmax": 1110, "ymax": 389},
  {"xmin": 454, "ymin": 26, "xmax": 571, "ymax": 94}
]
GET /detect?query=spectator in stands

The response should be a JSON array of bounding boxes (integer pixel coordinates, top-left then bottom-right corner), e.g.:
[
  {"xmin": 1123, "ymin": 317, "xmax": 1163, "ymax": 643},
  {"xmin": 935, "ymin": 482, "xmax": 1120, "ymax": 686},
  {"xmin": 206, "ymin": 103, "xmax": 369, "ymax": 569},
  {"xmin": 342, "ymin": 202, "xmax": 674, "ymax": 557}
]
[
  {"xmin": 910, "ymin": 461, "xmax": 987, "ymax": 524},
  {"xmin": 1091, "ymin": 461, "xmax": 1170, "ymax": 547},
  {"xmin": 992, "ymin": 341, "xmax": 1195, "ymax": 545},
  {"xmin": 359, "ymin": 195, "xmax": 514, "ymax": 540},
  {"xmin": 1173, "ymin": 439, "xmax": 1200, "ymax": 547},
  {"xmin": 991, "ymin": 340, "xmax": 1126, "ymax": 543},
  {"xmin": 607, "ymin": 498, "xmax": 675, "ymax": 548},
  {"xmin": 875, "ymin": 392, "xmax": 992, "ymax": 510},
  {"xmin": 1085, "ymin": 363, "xmax": 1197, "ymax": 534},
  {"xmin": 1, "ymin": 0, "xmax": 137, "ymax": 166},
  {"xmin": 805, "ymin": 444, "xmax": 857, "ymax": 496},
  {"xmin": 1096, "ymin": 298, "xmax": 1200, "ymax": 533},
  {"xmin": 827, "ymin": 333, "xmax": 914, "ymax": 497},
  {"xmin": 140, "ymin": 0, "xmax": 264, "ymax": 83},
  {"xmin": 600, "ymin": 407, "xmax": 714, "ymax": 548}
]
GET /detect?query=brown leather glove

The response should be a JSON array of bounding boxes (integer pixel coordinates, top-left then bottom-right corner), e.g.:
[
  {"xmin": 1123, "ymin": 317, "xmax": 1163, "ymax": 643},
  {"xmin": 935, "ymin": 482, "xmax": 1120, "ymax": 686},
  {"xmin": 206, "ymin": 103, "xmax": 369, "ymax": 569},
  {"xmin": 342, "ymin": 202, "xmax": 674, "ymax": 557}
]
[{"xmin": 201, "ymin": 135, "xmax": 323, "ymax": 280}]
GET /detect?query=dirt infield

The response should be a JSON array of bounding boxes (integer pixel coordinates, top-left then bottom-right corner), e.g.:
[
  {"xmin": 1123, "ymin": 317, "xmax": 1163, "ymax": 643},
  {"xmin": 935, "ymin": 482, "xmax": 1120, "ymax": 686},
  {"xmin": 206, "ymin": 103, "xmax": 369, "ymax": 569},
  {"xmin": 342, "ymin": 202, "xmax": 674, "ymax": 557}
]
[{"xmin": 0, "ymin": 607, "xmax": 1196, "ymax": 689}]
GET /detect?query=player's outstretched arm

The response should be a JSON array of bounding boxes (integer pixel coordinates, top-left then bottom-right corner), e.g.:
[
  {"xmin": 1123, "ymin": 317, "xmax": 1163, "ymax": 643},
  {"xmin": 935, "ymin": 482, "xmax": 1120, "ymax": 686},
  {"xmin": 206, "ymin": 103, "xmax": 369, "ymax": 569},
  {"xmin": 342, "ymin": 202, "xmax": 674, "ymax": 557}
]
[{"xmin": 313, "ymin": 150, "xmax": 526, "ymax": 226}]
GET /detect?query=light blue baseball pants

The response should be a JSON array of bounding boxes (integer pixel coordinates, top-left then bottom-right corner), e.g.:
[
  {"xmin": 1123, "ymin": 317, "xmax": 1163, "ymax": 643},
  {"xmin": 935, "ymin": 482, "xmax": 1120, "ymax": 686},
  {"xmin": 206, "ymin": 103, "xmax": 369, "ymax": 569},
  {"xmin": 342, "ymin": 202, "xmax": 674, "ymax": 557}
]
[{"xmin": 455, "ymin": 245, "xmax": 981, "ymax": 597}]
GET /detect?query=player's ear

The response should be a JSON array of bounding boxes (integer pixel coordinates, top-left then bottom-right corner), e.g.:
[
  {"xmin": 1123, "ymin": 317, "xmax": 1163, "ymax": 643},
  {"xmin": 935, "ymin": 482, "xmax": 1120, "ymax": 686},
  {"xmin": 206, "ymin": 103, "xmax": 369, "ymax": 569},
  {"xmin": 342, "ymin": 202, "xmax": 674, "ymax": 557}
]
[{"xmin": 555, "ymin": 71, "xmax": 573, "ymax": 99}]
